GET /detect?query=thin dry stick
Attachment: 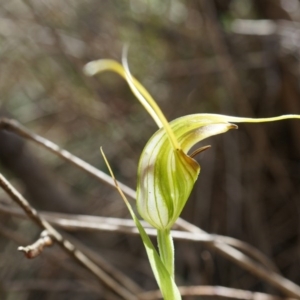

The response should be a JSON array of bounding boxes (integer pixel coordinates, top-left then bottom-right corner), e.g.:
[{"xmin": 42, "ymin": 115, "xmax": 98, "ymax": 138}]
[
  {"xmin": 139, "ymin": 285, "xmax": 295, "ymax": 300},
  {"xmin": 2, "ymin": 279, "xmax": 100, "ymax": 293},
  {"xmin": 59, "ymin": 229, "xmax": 144, "ymax": 296},
  {"xmin": 18, "ymin": 230, "xmax": 54, "ymax": 259},
  {"xmin": 0, "ymin": 118, "xmax": 135, "ymax": 199},
  {"xmin": 0, "ymin": 203, "xmax": 278, "ymax": 273},
  {"xmin": 0, "ymin": 202, "xmax": 144, "ymax": 295},
  {"xmin": 1, "ymin": 118, "xmax": 300, "ymax": 298},
  {"xmin": 176, "ymin": 219, "xmax": 300, "ymax": 299},
  {"xmin": 0, "ymin": 224, "xmax": 102, "ymax": 294},
  {"xmin": 0, "ymin": 172, "xmax": 138, "ymax": 300}
]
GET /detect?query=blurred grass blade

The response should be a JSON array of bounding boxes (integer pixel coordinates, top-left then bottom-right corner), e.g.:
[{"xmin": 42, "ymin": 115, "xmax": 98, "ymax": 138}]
[{"xmin": 100, "ymin": 148, "xmax": 182, "ymax": 300}]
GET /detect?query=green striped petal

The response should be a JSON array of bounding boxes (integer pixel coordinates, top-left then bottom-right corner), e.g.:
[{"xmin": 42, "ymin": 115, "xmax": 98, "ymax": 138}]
[{"xmin": 137, "ymin": 115, "xmax": 237, "ymax": 230}]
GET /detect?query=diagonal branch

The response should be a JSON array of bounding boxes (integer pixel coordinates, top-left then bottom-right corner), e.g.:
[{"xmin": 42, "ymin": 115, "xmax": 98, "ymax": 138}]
[
  {"xmin": 0, "ymin": 202, "xmax": 278, "ymax": 273},
  {"xmin": 139, "ymin": 285, "xmax": 295, "ymax": 300},
  {"xmin": 0, "ymin": 118, "xmax": 135, "ymax": 199},
  {"xmin": 0, "ymin": 171, "xmax": 138, "ymax": 300}
]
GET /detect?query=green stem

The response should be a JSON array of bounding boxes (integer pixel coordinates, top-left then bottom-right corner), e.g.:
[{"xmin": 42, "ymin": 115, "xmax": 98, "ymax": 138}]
[{"xmin": 157, "ymin": 229, "xmax": 174, "ymax": 278}]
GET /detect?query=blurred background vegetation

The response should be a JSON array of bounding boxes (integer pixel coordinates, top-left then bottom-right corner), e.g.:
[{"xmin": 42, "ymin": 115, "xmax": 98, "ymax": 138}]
[{"xmin": 1, "ymin": 0, "xmax": 300, "ymax": 299}]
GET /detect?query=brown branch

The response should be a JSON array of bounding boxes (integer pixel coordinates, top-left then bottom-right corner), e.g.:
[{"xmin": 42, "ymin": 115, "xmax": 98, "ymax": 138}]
[
  {"xmin": 2, "ymin": 279, "xmax": 99, "ymax": 293},
  {"xmin": 60, "ymin": 230, "xmax": 144, "ymax": 296},
  {"xmin": 0, "ymin": 172, "xmax": 138, "ymax": 300},
  {"xmin": 0, "ymin": 118, "xmax": 135, "ymax": 199},
  {"xmin": 1, "ymin": 118, "xmax": 300, "ymax": 298},
  {"xmin": 18, "ymin": 230, "xmax": 53, "ymax": 259},
  {"xmin": 139, "ymin": 285, "xmax": 295, "ymax": 300},
  {"xmin": 0, "ymin": 224, "xmax": 102, "ymax": 294},
  {"xmin": 176, "ymin": 218, "xmax": 300, "ymax": 299},
  {"xmin": 0, "ymin": 202, "xmax": 278, "ymax": 273}
]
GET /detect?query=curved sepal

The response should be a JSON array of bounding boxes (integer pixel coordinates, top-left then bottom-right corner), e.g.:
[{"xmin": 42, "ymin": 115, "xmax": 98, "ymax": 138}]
[{"xmin": 137, "ymin": 115, "xmax": 237, "ymax": 229}]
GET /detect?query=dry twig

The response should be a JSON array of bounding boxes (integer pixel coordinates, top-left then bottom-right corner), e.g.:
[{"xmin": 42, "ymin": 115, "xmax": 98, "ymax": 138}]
[
  {"xmin": 139, "ymin": 285, "xmax": 295, "ymax": 300},
  {"xmin": 0, "ymin": 202, "xmax": 278, "ymax": 272},
  {"xmin": 0, "ymin": 172, "xmax": 138, "ymax": 300},
  {"xmin": 1, "ymin": 118, "xmax": 300, "ymax": 298},
  {"xmin": 18, "ymin": 230, "xmax": 53, "ymax": 259}
]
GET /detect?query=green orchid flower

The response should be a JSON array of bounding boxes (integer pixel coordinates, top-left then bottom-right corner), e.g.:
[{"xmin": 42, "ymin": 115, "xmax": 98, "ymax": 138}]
[
  {"xmin": 84, "ymin": 58, "xmax": 300, "ymax": 231},
  {"xmin": 84, "ymin": 59, "xmax": 237, "ymax": 231},
  {"xmin": 137, "ymin": 115, "xmax": 236, "ymax": 230},
  {"xmin": 84, "ymin": 57, "xmax": 300, "ymax": 299}
]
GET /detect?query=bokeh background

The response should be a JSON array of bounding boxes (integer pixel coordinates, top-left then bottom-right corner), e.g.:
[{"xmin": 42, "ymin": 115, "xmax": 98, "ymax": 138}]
[{"xmin": 1, "ymin": 0, "xmax": 300, "ymax": 299}]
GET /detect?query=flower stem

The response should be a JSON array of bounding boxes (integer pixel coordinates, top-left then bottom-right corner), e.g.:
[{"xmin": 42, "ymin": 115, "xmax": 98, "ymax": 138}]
[{"xmin": 157, "ymin": 229, "xmax": 174, "ymax": 278}]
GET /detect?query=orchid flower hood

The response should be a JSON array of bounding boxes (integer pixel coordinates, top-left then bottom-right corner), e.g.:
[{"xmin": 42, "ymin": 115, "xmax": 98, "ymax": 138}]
[{"xmin": 84, "ymin": 58, "xmax": 300, "ymax": 230}]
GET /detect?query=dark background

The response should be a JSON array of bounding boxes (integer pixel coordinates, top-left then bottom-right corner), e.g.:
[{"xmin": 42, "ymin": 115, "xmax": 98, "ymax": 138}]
[{"xmin": 0, "ymin": 0, "xmax": 300, "ymax": 299}]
